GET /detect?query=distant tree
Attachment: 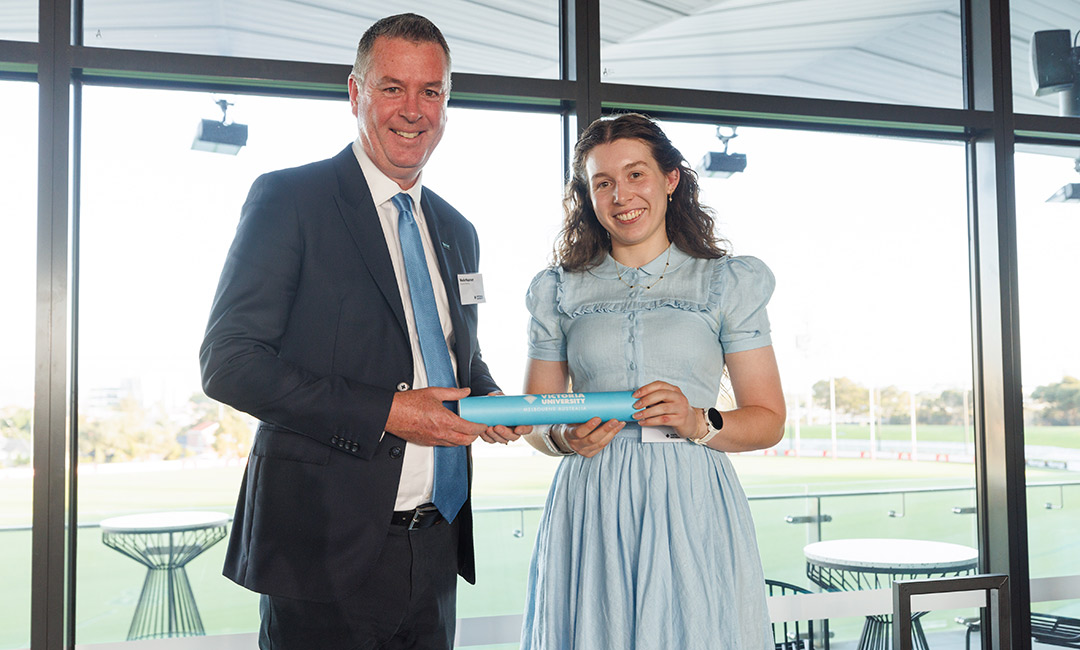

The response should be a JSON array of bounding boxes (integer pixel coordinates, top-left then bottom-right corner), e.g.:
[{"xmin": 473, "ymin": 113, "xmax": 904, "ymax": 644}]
[
  {"xmin": 0, "ymin": 406, "xmax": 31, "ymax": 440},
  {"xmin": 78, "ymin": 397, "xmax": 182, "ymax": 462},
  {"xmin": 940, "ymin": 389, "xmax": 967, "ymax": 411},
  {"xmin": 876, "ymin": 386, "xmax": 910, "ymax": 424},
  {"xmin": 812, "ymin": 377, "xmax": 869, "ymax": 418},
  {"xmin": 211, "ymin": 405, "xmax": 256, "ymax": 458},
  {"xmin": 1030, "ymin": 376, "xmax": 1080, "ymax": 425},
  {"xmin": 916, "ymin": 389, "xmax": 968, "ymax": 426}
]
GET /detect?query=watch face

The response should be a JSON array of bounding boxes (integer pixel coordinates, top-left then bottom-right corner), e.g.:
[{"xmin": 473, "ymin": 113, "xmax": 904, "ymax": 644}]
[{"xmin": 707, "ymin": 408, "xmax": 724, "ymax": 430}]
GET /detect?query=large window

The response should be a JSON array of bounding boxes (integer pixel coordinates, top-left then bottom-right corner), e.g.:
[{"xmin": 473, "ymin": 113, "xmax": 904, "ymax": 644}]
[
  {"xmin": 663, "ymin": 121, "xmax": 980, "ymax": 646},
  {"xmin": 0, "ymin": 80, "xmax": 36, "ymax": 650},
  {"xmin": 73, "ymin": 84, "xmax": 564, "ymax": 644},
  {"xmin": 1016, "ymin": 147, "xmax": 1080, "ymax": 623},
  {"xmin": 74, "ymin": 87, "xmax": 355, "ymax": 643},
  {"xmin": 431, "ymin": 108, "xmax": 565, "ymax": 642},
  {"xmin": 600, "ymin": 1, "xmax": 964, "ymax": 108},
  {"xmin": 14, "ymin": 1, "xmax": 1077, "ymax": 648},
  {"xmin": 81, "ymin": 1, "xmax": 560, "ymax": 79}
]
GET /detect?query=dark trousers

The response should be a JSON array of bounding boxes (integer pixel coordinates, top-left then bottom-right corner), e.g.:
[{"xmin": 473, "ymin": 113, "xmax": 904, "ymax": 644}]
[{"xmin": 258, "ymin": 516, "xmax": 460, "ymax": 650}]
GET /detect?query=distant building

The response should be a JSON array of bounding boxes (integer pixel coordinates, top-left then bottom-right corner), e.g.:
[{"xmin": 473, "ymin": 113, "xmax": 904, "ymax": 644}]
[{"xmin": 177, "ymin": 421, "xmax": 219, "ymax": 457}]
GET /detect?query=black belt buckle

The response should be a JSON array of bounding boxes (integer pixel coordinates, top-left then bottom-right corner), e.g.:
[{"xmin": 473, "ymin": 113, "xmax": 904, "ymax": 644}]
[{"xmin": 392, "ymin": 504, "xmax": 442, "ymax": 530}]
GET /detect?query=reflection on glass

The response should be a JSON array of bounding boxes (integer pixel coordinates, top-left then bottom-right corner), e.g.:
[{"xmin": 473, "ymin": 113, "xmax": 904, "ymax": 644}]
[
  {"xmin": 660, "ymin": 121, "xmax": 975, "ymax": 647},
  {"xmin": 1011, "ymin": 0, "xmax": 1080, "ymax": 117},
  {"xmin": 0, "ymin": 2, "xmax": 36, "ymax": 41},
  {"xmin": 600, "ymin": 1, "xmax": 963, "ymax": 107},
  {"xmin": 82, "ymin": 1, "xmax": 559, "ymax": 78},
  {"xmin": 0, "ymin": 80, "xmax": 36, "ymax": 650},
  {"xmin": 1016, "ymin": 148, "xmax": 1080, "ymax": 624}
]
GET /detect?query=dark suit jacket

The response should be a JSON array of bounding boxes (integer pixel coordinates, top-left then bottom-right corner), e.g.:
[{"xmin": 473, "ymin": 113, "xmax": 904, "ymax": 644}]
[{"xmin": 199, "ymin": 145, "xmax": 499, "ymax": 603}]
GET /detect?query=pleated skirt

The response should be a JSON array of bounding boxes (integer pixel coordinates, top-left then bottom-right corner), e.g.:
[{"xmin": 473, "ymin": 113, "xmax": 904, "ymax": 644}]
[{"xmin": 520, "ymin": 426, "xmax": 772, "ymax": 650}]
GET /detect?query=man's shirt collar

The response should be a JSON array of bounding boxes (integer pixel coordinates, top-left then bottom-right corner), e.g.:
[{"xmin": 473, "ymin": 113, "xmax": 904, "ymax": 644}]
[{"xmin": 352, "ymin": 139, "xmax": 424, "ymax": 209}]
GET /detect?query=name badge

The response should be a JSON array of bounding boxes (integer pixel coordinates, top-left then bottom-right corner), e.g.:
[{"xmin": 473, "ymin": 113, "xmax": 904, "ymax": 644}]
[
  {"xmin": 641, "ymin": 426, "xmax": 684, "ymax": 443},
  {"xmin": 457, "ymin": 273, "xmax": 486, "ymax": 304}
]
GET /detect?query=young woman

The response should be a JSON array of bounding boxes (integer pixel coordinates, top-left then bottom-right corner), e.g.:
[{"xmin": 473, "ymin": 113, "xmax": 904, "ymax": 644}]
[{"xmin": 517, "ymin": 113, "xmax": 785, "ymax": 649}]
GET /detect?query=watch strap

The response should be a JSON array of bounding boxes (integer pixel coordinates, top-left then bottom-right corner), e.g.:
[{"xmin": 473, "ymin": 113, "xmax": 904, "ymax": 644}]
[{"xmin": 692, "ymin": 407, "xmax": 723, "ymax": 446}]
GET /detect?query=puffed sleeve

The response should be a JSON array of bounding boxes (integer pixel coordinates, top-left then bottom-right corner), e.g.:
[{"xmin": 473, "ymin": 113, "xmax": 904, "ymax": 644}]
[
  {"xmin": 525, "ymin": 268, "xmax": 567, "ymax": 361},
  {"xmin": 712, "ymin": 256, "xmax": 775, "ymax": 353}
]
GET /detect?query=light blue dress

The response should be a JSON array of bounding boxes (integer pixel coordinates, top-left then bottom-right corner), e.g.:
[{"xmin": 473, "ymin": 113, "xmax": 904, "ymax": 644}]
[{"xmin": 520, "ymin": 244, "xmax": 775, "ymax": 650}]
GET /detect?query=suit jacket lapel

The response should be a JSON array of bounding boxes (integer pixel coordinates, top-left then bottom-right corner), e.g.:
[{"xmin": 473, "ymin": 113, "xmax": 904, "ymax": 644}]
[{"xmin": 331, "ymin": 146, "xmax": 409, "ymax": 336}]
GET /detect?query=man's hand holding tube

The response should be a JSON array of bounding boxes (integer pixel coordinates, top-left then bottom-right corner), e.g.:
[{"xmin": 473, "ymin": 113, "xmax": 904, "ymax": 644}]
[{"xmin": 385, "ymin": 387, "xmax": 485, "ymax": 446}]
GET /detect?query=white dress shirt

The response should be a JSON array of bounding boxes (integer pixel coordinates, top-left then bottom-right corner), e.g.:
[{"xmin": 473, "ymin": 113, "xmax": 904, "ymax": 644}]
[{"xmin": 352, "ymin": 139, "xmax": 459, "ymax": 511}]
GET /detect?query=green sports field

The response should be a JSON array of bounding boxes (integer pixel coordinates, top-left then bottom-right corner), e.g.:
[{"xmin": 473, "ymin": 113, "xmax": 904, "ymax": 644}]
[{"xmin": 1, "ymin": 446, "xmax": 1077, "ymax": 648}]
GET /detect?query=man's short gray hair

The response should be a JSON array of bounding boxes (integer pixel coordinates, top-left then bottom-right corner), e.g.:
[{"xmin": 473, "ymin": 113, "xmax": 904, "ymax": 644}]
[{"xmin": 352, "ymin": 13, "xmax": 452, "ymax": 89}]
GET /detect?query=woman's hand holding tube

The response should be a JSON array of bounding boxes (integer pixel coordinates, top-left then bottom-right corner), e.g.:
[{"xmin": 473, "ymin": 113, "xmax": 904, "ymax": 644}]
[
  {"xmin": 562, "ymin": 417, "xmax": 625, "ymax": 457},
  {"xmin": 628, "ymin": 347, "xmax": 787, "ymax": 452},
  {"xmin": 480, "ymin": 424, "xmax": 529, "ymax": 445},
  {"xmin": 630, "ymin": 381, "xmax": 704, "ymax": 439}
]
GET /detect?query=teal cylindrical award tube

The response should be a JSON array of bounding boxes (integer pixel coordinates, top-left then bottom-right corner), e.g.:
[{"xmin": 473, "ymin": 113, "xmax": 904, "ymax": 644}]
[{"xmin": 458, "ymin": 391, "xmax": 639, "ymax": 426}]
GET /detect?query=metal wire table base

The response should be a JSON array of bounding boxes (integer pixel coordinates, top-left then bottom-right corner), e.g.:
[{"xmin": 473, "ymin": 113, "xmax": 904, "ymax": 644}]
[{"xmin": 103, "ymin": 523, "xmax": 228, "ymax": 640}]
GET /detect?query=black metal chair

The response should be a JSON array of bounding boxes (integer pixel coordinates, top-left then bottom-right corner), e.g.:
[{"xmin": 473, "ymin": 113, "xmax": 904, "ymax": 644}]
[
  {"xmin": 1032, "ymin": 613, "xmax": 1080, "ymax": 648},
  {"xmin": 767, "ymin": 578, "xmax": 830, "ymax": 649},
  {"xmin": 957, "ymin": 612, "xmax": 1080, "ymax": 649}
]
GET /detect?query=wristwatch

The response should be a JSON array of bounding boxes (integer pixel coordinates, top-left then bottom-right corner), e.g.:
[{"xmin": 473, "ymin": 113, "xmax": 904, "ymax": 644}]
[{"xmin": 692, "ymin": 407, "xmax": 724, "ymax": 446}]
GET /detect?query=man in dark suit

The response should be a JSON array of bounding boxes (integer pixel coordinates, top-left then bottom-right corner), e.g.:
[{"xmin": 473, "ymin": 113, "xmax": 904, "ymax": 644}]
[{"xmin": 199, "ymin": 13, "xmax": 515, "ymax": 650}]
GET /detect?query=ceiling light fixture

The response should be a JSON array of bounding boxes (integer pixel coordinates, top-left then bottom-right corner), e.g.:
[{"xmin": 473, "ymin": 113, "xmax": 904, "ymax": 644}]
[
  {"xmin": 1045, "ymin": 157, "xmax": 1080, "ymax": 203},
  {"xmin": 192, "ymin": 99, "xmax": 248, "ymax": 155},
  {"xmin": 1047, "ymin": 182, "xmax": 1080, "ymax": 202},
  {"xmin": 696, "ymin": 126, "xmax": 746, "ymax": 178}
]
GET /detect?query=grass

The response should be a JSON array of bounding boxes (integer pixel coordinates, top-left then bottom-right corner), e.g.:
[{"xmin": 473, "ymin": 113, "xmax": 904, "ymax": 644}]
[{"xmin": 1, "ymin": 443, "xmax": 1078, "ymax": 648}]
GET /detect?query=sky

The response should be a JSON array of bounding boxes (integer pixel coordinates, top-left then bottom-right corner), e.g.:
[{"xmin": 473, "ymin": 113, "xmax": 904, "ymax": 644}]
[{"xmin": 1, "ymin": 80, "xmax": 1078, "ymax": 414}]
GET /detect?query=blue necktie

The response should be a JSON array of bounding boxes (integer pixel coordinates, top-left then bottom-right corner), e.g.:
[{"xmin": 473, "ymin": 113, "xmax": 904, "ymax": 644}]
[{"xmin": 392, "ymin": 192, "xmax": 468, "ymax": 523}]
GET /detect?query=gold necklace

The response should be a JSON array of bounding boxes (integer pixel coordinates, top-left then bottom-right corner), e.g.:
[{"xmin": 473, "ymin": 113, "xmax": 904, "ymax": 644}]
[{"xmin": 615, "ymin": 246, "xmax": 671, "ymax": 290}]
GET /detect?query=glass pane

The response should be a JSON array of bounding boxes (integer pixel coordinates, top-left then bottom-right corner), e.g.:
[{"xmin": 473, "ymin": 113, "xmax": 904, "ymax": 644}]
[
  {"xmin": 75, "ymin": 84, "xmax": 563, "ymax": 645},
  {"xmin": 0, "ymin": 1, "xmax": 36, "ymax": 41},
  {"xmin": 432, "ymin": 110, "xmax": 565, "ymax": 634},
  {"xmin": 1011, "ymin": 0, "xmax": 1080, "ymax": 117},
  {"xmin": 0, "ymin": 80, "xmax": 36, "ymax": 650},
  {"xmin": 600, "ymin": 0, "xmax": 964, "ymax": 108},
  {"xmin": 82, "ymin": 1, "xmax": 559, "ymax": 79},
  {"xmin": 1016, "ymin": 148, "xmax": 1080, "ymax": 624},
  {"xmin": 658, "ymin": 121, "xmax": 974, "ymax": 647},
  {"xmin": 75, "ymin": 87, "xmax": 355, "ymax": 643}
]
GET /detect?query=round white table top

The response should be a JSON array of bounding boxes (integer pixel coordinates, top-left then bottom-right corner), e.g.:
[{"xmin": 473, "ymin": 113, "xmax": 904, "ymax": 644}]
[
  {"xmin": 804, "ymin": 538, "xmax": 978, "ymax": 571},
  {"xmin": 99, "ymin": 511, "xmax": 230, "ymax": 534}
]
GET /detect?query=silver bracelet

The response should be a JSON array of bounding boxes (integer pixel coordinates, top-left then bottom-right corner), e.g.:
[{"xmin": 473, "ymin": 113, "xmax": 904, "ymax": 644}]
[
  {"xmin": 535, "ymin": 424, "xmax": 573, "ymax": 456},
  {"xmin": 549, "ymin": 423, "xmax": 575, "ymax": 455}
]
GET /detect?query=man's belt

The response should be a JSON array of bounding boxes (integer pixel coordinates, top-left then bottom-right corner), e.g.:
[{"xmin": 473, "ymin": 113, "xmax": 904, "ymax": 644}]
[{"xmin": 390, "ymin": 503, "xmax": 443, "ymax": 530}]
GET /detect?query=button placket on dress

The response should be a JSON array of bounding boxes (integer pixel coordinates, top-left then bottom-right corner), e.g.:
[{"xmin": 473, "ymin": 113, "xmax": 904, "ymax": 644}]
[{"xmin": 626, "ymin": 280, "xmax": 643, "ymax": 385}]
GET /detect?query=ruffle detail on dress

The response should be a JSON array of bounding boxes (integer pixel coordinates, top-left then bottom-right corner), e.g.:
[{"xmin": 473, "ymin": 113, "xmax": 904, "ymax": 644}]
[
  {"xmin": 556, "ymin": 296, "xmax": 710, "ymax": 318},
  {"xmin": 554, "ymin": 259, "xmax": 713, "ymax": 317}
]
